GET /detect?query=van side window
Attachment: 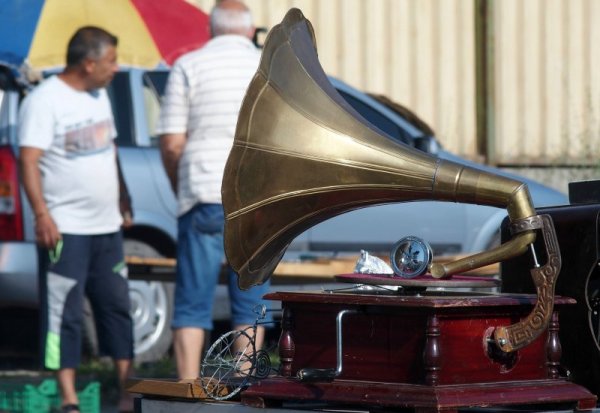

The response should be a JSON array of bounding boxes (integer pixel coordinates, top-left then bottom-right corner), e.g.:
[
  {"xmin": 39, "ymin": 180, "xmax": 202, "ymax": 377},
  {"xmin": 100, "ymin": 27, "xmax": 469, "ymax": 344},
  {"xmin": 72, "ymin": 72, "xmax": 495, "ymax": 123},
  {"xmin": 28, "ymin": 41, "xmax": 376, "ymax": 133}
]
[
  {"xmin": 0, "ymin": 67, "xmax": 20, "ymax": 146},
  {"xmin": 0, "ymin": 89, "xmax": 6, "ymax": 145},
  {"xmin": 106, "ymin": 72, "xmax": 134, "ymax": 146},
  {"xmin": 143, "ymin": 72, "xmax": 168, "ymax": 147}
]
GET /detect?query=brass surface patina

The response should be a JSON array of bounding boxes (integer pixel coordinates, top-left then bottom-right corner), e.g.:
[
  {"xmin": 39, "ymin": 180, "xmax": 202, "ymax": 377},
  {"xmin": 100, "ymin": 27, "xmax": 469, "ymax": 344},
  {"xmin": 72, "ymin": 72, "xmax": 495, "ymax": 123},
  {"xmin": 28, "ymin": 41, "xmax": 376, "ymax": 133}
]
[{"xmin": 221, "ymin": 8, "xmax": 560, "ymax": 352}]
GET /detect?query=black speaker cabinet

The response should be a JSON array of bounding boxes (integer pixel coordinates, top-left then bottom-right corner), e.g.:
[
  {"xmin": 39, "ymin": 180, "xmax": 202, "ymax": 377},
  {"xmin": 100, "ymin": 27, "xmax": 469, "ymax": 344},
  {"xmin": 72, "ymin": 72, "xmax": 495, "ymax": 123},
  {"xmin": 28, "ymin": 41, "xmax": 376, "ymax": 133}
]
[{"xmin": 501, "ymin": 203, "xmax": 600, "ymax": 396}]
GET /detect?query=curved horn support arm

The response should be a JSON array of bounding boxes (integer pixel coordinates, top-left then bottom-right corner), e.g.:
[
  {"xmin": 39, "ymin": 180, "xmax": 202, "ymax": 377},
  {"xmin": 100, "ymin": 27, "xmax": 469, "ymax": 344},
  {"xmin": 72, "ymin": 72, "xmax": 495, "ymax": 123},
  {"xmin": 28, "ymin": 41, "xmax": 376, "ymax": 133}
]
[{"xmin": 493, "ymin": 215, "xmax": 561, "ymax": 352}]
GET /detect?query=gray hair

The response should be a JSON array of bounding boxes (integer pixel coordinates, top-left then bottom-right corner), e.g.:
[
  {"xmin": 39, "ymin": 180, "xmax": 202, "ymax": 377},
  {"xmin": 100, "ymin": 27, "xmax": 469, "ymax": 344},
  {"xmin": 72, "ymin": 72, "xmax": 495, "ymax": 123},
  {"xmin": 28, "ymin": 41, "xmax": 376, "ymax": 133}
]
[
  {"xmin": 66, "ymin": 26, "xmax": 118, "ymax": 67},
  {"xmin": 210, "ymin": 1, "xmax": 253, "ymax": 36}
]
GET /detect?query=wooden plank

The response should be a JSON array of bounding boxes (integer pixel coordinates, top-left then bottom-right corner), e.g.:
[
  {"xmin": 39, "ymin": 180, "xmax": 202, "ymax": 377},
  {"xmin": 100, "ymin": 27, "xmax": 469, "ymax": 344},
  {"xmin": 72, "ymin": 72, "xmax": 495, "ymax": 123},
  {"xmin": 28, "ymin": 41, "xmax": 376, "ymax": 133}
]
[
  {"xmin": 272, "ymin": 256, "xmax": 356, "ymax": 280},
  {"xmin": 126, "ymin": 378, "xmax": 228, "ymax": 400},
  {"xmin": 126, "ymin": 255, "xmax": 176, "ymax": 268},
  {"xmin": 126, "ymin": 378, "xmax": 204, "ymax": 399},
  {"xmin": 125, "ymin": 254, "xmax": 500, "ymax": 283},
  {"xmin": 125, "ymin": 255, "xmax": 177, "ymax": 282}
]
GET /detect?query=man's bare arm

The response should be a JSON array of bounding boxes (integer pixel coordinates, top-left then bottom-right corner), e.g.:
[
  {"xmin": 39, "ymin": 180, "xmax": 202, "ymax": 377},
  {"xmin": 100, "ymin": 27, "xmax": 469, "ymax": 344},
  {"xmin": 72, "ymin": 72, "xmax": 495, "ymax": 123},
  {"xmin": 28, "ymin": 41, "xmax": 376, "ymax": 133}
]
[
  {"xmin": 19, "ymin": 147, "xmax": 61, "ymax": 249},
  {"xmin": 115, "ymin": 147, "xmax": 133, "ymax": 228},
  {"xmin": 159, "ymin": 133, "xmax": 186, "ymax": 194}
]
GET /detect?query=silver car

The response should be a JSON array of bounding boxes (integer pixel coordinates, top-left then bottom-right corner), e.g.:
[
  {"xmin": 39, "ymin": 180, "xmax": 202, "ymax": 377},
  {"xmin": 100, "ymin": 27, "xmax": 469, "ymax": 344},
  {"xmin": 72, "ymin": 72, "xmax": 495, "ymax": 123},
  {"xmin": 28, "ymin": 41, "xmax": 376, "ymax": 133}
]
[{"xmin": 0, "ymin": 67, "xmax": 568, "ymax": 363}]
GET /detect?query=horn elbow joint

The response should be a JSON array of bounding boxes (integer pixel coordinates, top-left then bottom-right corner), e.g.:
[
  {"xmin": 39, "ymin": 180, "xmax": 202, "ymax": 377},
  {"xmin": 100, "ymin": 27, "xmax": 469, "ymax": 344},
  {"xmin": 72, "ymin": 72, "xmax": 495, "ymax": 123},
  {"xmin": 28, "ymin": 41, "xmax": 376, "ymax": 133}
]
[{"xmin": 507, "ymin": 183, "xmax": 536, "ymax": 221}]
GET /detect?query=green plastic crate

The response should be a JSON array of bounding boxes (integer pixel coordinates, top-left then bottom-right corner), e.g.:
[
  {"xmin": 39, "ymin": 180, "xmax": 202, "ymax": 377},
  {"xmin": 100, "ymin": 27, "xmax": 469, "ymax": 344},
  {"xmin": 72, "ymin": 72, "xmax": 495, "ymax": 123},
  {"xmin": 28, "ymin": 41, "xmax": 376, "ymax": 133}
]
[{"xmin": 0, "ymin": 378, "xmax": 100, "ymax": 413}]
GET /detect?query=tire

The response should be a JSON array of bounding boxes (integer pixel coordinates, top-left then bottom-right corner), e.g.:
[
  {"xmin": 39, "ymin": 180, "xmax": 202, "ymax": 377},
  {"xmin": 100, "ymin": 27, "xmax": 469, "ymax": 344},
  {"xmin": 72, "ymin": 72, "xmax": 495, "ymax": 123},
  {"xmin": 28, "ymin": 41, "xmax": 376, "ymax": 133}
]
[{"xmin": 124, "ymin": 239, "xmax": 174, "ymax": 363}]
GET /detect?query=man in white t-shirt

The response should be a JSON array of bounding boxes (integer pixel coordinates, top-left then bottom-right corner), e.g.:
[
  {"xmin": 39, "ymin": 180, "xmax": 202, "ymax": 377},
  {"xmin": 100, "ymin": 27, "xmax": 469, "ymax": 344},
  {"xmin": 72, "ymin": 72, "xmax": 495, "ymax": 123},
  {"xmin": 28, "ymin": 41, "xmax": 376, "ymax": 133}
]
[
  {"xmin": 19, "ymin": 27, "xmax": 133, "ymax": 413},
  {"xmin": 157, "ymin": 0, "xmax": 271, "ymax": 380}
]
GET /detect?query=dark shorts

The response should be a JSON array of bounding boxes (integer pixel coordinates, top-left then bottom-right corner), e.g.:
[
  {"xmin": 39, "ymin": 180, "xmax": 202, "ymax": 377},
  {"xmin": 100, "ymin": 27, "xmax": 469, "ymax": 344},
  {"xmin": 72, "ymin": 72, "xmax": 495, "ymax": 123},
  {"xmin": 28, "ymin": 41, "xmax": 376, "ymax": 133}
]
[{"xmin": 39, "ymin": 232, "xmax": 133, "ymax": 370}]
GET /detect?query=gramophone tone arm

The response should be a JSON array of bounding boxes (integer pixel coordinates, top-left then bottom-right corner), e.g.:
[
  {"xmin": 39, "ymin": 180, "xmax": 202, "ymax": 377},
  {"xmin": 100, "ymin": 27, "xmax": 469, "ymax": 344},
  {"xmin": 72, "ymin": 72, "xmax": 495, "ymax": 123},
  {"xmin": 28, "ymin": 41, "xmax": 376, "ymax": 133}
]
[
  {"xmin": 429, "ymin": 227, "xmax": 536, "ymax": 278},
  {"xmin": 429, "ymin": 164, "xmax": 538, "ymax": 279}
]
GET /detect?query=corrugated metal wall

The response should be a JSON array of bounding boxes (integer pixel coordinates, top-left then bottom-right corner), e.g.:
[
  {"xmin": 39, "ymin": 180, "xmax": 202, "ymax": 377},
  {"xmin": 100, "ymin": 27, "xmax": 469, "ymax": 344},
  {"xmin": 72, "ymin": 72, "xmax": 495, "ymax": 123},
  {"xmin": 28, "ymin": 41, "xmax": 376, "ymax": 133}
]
[
  {"xmin": 189, "ymin": 0, "xmax": 600, "ymax": 166},
  {"xmin": 191, "ymin": 0, "xmax": 478, "ymax": 159},
  {"xmin": 491, "ymin": 0, "xmax": 600, "ymax": 165}
]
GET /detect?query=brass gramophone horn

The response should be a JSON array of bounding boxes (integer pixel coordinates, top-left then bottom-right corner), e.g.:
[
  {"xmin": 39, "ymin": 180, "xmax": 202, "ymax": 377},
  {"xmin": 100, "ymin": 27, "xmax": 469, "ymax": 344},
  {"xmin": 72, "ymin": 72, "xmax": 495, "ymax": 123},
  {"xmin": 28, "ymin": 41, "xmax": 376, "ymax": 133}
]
[{"xmin": 222, "ymin": 8, "xmax": 561, "ymax": 352}]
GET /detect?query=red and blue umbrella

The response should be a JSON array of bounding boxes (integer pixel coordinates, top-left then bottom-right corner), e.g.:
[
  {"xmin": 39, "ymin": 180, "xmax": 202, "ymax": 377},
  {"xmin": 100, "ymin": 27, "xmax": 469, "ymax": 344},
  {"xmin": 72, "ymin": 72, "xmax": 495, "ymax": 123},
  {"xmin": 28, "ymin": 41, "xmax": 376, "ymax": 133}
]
[{"xmin": 0, "ymin": 0, "xmax": 210, "ymax": 81}]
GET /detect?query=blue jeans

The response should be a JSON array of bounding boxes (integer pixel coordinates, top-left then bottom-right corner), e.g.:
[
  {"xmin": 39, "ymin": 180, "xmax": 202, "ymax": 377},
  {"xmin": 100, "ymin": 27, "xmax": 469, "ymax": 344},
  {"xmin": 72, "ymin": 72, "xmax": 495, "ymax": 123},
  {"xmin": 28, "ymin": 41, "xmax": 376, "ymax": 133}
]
[{"xmin": 172, "ymin": 203, "xmax": 271, "ymax": 330}]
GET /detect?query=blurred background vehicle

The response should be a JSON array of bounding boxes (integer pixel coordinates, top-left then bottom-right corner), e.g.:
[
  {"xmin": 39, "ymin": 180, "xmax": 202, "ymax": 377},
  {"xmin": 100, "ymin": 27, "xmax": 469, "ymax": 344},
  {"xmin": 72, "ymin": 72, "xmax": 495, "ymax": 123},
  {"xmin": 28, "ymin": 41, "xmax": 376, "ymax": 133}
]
[{"xmin": 0, "ymin": 65, "xmax": 568, "ymax": 365}]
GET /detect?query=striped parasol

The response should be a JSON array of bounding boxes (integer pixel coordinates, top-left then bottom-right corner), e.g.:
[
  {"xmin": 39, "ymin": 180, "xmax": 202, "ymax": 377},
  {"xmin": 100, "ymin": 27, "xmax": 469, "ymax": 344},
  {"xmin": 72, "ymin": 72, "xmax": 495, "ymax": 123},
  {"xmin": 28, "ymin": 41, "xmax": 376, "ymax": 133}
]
[{"xmin": 0, "ymin": 0, "xmax": 210, "ymax": 82}]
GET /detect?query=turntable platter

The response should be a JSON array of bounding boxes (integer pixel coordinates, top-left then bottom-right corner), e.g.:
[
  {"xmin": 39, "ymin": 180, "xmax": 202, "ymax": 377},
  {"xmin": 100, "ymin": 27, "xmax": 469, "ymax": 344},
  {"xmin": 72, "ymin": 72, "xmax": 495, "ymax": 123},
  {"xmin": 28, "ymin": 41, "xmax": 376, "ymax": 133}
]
[{"xmin": 335, "ymin": 273, "xmax": 500, "ymax": 289}]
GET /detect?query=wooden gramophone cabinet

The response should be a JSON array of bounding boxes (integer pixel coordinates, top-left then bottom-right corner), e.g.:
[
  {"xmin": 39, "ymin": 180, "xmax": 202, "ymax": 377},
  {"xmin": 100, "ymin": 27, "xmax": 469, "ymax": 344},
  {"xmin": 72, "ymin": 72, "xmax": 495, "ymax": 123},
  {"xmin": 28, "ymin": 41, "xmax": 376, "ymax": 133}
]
[{"xmin": 241, "ymin": 290, "xmax": 597, "ymax": 412}]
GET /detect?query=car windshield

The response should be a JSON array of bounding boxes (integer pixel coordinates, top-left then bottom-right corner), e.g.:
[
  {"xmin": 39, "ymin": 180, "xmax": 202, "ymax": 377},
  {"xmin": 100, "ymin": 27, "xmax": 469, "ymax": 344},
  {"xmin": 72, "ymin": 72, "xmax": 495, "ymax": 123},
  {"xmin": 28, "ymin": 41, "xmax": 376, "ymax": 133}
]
[
  {"xmin": 106, "ymin": 72, "xmax": 134, "ymax": 147},
  {"xmin": 0, "ymin": 67, "xmax": 20, "ymax": 146},
  {"xmin": 0, "ymin": 89, "xmax": 7, "ymax": 146},
  {"xmin": 106, "ymin": 70, "xmax": 168, "ymax": 148}
]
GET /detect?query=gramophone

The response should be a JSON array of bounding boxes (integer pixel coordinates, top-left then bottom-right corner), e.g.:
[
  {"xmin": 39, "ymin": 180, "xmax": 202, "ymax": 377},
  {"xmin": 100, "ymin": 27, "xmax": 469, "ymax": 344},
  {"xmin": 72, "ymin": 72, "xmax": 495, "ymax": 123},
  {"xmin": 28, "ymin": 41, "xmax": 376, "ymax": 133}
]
[{"xmin": 222, "ymin": 8, "xmax": 596, "ymax": 412}]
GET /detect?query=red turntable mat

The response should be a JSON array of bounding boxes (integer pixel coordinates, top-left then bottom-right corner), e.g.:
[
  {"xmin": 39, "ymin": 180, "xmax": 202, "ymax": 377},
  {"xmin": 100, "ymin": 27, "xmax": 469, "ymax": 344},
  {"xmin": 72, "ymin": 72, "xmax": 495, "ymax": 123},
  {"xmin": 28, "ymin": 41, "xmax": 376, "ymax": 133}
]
[{"xmin": 335, "ymin": 273, "xmax": 500, "ymax": 288}]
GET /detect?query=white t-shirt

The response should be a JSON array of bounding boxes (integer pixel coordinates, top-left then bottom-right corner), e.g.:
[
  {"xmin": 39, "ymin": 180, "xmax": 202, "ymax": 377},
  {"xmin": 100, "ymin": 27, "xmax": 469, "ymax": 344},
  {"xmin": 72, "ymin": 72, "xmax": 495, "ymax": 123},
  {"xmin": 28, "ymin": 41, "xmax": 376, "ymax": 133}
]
[
  {"xmin": 156, "ymin": 35, "xmax": 260, "ymax": 216},
  {"xmin": 18, "ymin": 75, "xmax": 122, "ymax": 234}
]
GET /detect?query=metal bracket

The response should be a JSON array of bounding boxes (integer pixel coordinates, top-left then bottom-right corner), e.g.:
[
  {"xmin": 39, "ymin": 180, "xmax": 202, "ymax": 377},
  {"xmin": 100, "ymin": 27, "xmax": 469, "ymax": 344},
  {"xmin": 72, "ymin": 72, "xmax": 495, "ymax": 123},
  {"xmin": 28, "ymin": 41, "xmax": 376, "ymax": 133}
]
[
  {"xmin": 509, "ymin": 215, "xmax": 545, "ymax": 234},
  {"xmin": 493, "ymin": 214, "xmax": 561, "ymax": 352}
]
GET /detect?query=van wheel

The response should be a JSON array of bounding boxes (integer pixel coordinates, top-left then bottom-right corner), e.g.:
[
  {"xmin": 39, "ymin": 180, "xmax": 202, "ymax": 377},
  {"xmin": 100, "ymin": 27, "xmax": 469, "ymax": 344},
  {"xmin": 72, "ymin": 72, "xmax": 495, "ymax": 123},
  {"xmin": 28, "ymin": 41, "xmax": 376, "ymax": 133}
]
[{"xmin": 125, "ymin": 239, "xmax": 174, "ymax": 363}]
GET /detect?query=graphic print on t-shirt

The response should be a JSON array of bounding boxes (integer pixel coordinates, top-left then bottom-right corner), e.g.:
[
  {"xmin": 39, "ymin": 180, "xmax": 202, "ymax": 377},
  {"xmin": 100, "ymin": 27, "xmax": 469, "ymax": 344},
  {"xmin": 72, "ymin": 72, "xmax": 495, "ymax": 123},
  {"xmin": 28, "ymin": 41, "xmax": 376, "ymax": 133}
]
[{"xmin": 64, "ymin": 119, "xmax": 113, "ymax": 156}]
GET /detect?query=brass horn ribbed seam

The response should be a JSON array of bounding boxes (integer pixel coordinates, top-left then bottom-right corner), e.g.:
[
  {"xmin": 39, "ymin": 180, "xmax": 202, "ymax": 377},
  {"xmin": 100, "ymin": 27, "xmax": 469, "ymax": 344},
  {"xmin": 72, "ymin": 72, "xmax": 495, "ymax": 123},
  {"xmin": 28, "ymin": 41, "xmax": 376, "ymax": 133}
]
[
  {"xmin": 431, "ymin": 158, "xmax": 443, "ymax": 193},
  {"xmin": 232, "ymin": 142, "xmax": 433, "ymax": 178},
  {"xmin": 227, "ymin": 185, "xmax": 429, "ymax": 219}
]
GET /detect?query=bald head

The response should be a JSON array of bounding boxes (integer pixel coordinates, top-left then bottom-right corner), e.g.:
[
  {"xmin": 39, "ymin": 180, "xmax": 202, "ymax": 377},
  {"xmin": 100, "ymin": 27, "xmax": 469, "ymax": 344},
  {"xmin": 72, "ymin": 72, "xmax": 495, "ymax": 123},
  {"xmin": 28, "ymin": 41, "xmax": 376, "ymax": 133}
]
[{"xmin": 210, "ymin": 0, "xmax": 254, "ymax": 39}]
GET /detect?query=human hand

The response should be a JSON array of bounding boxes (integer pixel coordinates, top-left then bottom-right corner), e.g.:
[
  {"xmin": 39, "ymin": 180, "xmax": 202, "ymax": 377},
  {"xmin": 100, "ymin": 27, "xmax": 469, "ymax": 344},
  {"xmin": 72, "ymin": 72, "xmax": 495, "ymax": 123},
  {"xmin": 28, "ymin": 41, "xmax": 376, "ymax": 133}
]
[
  {"xmin": 120, "ymin": 196, "xmax": 134, "ymax": 228},
  {"xmin": 34, "ymin": 213, "xmax": 61, "ymax": 249},
  {"xmin": 122, "ymin": 210, "xmax": 133, "ymax": 228}
]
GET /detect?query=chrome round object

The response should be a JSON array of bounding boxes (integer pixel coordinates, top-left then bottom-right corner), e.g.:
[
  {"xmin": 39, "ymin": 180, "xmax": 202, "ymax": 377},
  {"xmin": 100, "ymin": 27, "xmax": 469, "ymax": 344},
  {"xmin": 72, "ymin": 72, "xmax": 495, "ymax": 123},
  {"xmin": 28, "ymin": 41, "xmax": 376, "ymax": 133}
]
[{"xmin": 390, "ymin": 236, "xmax": 433, "ymax": 278}]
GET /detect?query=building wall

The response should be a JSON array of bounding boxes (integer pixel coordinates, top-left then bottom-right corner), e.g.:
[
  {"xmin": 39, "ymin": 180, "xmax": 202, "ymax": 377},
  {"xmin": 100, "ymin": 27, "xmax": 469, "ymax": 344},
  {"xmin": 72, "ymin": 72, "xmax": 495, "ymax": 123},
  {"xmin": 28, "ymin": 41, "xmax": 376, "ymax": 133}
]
[
  {"xmin": 190, "ymin": 0, "xmax": 600, "ymax": 172},
  {"xmin": 192, "ymin": 0, "xmax": 478, "ymax": 159},
  {"xmin": 491, "ymin": 0, "xmax": 600, "ymax": 166}
]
